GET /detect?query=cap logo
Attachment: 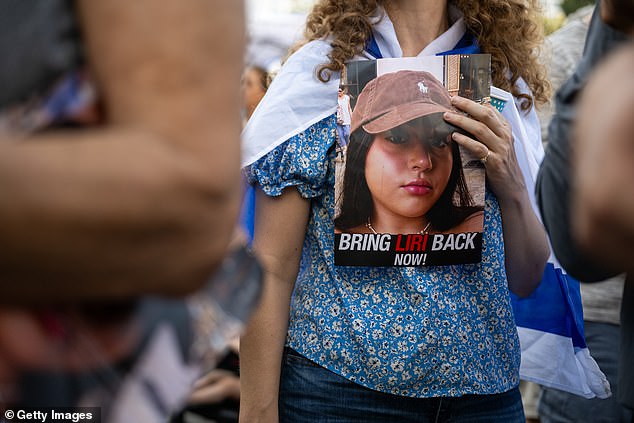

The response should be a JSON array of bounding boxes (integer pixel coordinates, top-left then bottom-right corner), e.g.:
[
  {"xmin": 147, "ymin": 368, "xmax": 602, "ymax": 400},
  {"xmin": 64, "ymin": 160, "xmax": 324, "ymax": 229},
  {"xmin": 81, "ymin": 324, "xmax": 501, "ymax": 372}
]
[{"xmin": 417, "ymin": 81, "xmax": 428, "ymax": 94}]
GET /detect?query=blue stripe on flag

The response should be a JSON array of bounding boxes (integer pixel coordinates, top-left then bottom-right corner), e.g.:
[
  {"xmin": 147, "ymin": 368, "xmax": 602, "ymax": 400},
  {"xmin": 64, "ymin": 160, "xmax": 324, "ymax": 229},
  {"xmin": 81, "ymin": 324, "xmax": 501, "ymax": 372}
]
[
  {"xmin": 437, "ymin": 32, "xmax": 480, "ymax": 56},
  {"xmin": 365, "ymin": 35, "xmax": 382, "ymax": 59},
  {"xmin": 511, "ymin": 263, "xmax": 586, "ymax": 349},
  {"xmin": 364, "ymin": 31, "xmax": 480, "ymax": 59}
]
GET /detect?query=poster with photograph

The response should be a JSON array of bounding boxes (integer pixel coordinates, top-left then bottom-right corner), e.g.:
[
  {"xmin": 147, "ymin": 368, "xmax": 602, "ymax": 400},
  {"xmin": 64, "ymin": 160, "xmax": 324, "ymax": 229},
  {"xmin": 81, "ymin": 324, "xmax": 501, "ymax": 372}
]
[{"xmin": 334, "ymin": 54, "xmax": 490, "ymax": 267}]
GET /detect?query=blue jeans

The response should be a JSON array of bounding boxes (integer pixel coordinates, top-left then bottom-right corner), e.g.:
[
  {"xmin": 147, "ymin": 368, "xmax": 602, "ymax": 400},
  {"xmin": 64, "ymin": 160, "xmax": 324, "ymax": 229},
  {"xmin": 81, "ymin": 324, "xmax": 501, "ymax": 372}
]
[
  {"xmin": 336, "ymin": 124, "xmax": 350, "ymax": 148},
  {"xmin": 279, "ymin": 348, "xmax": 525, "ymax": 423}
]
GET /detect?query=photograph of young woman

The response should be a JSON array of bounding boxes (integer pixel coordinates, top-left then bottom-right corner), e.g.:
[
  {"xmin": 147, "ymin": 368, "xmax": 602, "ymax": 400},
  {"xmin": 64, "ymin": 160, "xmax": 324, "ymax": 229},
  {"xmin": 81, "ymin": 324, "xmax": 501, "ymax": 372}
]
[{"xmin": 335, "ymin": 70, "xmax": 483, "ymax": 235}]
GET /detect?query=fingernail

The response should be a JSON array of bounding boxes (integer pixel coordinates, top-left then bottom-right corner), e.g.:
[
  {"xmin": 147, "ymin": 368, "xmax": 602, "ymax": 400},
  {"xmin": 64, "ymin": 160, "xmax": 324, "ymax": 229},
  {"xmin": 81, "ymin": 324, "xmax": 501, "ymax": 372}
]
[
  {"xmin": 450, "ymin": 96, "xmax": 459, "ymax": 103},
  {"xmin": 444, "ymin": 112, "xmax": 452, "ymax": 119}
]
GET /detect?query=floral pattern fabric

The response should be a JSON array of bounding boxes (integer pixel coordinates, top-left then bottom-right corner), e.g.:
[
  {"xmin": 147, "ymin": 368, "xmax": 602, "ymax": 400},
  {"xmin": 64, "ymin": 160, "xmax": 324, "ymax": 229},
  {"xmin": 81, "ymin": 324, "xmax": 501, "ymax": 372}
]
[{"xmin": 245, "ymin": 113, "xmax": 520, "ymax": 398}]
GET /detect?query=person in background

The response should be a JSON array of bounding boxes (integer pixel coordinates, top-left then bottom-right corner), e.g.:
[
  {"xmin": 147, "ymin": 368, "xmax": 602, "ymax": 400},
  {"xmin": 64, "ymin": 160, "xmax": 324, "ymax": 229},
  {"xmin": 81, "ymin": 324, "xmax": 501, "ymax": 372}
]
[
  {"xmin": 534, "ymin": 4, "xmax": 630, "ymax": 423},
  {"xmin": 240, "ymin": 65, "xmax": 271, "ymax": 242},
  {"xmin": 171, "ymin": 338, "xmax": 241, "ymax": 423},
  {"xmin": 241, "ymin": 65, "xmax": 269, "ymax": 123},
  {"xmin": 536, "ymin": 4, "xmax": 594, "ymax": 147},
  {"xmin": 536, "ymin": 0, "xmax": 634, "ymax": 418},
  {"xmin": 240, "ymin": 0, "xmax": 550, "ymax": 421},
  {"xmin": 573, "ymin": 36, "xmax": 634, "ymax": 423},
  {"xmin": 336, "ymin": 85, "xmax": 353, "ymax": 154}
]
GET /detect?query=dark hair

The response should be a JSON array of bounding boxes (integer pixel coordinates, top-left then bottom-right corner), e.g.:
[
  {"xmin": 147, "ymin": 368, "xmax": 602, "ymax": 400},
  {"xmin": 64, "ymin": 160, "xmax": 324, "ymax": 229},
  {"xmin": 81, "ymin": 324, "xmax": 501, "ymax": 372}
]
[{"xmin": 335, "ymin": 115, "xmax": 482, "ymax": 232}]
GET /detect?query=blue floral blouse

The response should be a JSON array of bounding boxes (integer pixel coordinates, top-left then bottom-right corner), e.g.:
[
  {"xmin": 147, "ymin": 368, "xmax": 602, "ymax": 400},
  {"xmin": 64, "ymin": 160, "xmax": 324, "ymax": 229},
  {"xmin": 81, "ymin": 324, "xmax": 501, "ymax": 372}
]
[{"xmin": 246, "ymin": 114, "xmax": 520, "ymax": 398}]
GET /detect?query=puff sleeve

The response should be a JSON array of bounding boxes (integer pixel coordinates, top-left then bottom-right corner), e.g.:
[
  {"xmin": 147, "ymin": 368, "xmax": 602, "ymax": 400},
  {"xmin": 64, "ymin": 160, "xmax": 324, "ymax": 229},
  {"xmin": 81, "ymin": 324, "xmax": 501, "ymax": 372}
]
[{"xmin": 244, "ymin": 115, "xmax": 336, "ymax": 199}]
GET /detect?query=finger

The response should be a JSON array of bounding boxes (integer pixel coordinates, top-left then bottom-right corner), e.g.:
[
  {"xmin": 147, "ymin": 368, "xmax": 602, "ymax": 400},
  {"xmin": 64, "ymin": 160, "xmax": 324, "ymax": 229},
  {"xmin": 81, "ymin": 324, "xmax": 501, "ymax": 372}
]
[
  {"xmin": 483, "ymin": 102, "xmax": 511, "ymax": 137},
  {"xmin": 486, "ymin": 101, "xmax": 506, "ymax": 121},
  {"xmin": 443, "ymin": 110, "xmax": 496, "ymax": 149},
  {"xmin": 449, "ymin": 96, "xmax": 508, "ymax": 139},
  {"xmin": 450, "ymin": 96, "xmax": 502, "ymax": 125},
  {"xmin": 451, "ymin": 131, "xmax": 490, "ymax": 161}
]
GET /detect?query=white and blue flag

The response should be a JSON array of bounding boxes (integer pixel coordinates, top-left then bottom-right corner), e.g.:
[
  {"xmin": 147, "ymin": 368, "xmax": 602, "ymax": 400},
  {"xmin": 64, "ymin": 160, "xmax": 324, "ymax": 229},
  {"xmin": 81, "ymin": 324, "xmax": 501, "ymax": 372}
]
[{"xmin": 493, "ymin": 86, "xmax": 611, "ymax": 399}]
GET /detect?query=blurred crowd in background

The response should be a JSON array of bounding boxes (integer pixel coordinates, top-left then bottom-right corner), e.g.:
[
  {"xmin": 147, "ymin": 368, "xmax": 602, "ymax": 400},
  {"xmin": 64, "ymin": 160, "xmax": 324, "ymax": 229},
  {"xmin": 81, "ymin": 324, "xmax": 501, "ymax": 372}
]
[{"xmin": 1, "ymin": 0, "xmax": 632, "ymax": 422}]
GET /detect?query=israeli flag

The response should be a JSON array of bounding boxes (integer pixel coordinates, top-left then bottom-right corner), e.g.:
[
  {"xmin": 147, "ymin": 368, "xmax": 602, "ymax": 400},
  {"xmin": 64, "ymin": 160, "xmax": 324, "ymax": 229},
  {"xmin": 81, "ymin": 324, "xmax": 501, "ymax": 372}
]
[
  {"xmin": 492, "ymin": 86, "xmax": 611, "ymax": 399},
  {"xmin": 511, "ymin": 264, "xmax": 610, "ymax": 398}
]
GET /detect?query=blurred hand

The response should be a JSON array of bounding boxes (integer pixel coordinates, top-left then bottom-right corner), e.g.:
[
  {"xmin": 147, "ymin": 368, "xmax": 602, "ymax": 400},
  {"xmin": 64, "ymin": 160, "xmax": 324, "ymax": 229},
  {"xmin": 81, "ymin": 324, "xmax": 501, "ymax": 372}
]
[{"xmin": 189, "ymin": 369, "xmax": 240, "ymax": 405}]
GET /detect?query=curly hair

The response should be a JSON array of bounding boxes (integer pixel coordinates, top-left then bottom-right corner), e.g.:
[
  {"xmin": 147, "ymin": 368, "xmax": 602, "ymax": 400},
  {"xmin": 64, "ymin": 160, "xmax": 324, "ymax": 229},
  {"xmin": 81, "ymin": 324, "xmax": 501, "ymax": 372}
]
[{"xmin": 294, "ymin": 0, "xmax": 549, "ymax": 111}]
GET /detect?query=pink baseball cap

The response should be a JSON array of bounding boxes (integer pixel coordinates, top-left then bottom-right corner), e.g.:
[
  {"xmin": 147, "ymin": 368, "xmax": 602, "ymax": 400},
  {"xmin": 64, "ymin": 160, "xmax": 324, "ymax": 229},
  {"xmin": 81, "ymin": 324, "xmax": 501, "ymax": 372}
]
[{"xmin": 350, "ymin": 70, "xmax": 453, "ymax": 134}]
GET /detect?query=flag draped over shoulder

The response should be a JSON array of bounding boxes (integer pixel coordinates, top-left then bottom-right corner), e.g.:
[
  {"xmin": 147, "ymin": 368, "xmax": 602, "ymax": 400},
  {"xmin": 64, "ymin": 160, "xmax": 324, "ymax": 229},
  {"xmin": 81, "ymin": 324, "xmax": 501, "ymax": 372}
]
[{"xmin": 493, "ymin": 85, "xmax": 611, "ymax": 399}]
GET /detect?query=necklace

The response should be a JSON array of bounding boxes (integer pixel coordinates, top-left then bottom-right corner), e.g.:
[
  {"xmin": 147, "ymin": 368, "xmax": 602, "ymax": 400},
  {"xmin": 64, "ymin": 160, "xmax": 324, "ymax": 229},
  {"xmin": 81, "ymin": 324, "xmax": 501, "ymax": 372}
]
[{"xmin": 366, "ymin": 218, "xmax": 432, "ymax": 235}]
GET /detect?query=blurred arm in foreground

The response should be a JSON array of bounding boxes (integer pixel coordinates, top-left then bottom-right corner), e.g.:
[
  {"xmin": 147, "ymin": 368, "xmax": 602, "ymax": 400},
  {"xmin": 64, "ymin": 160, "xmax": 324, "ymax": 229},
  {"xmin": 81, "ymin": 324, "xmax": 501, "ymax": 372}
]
[
  {"xmin": 537, "ymin": 0, "xmax": 634, "ymax": 412},
  {"xmin": 0, "ymin": 0, "xmax": 245, "ymax": 303},
  {"xmin": 573, "ymin": 43, "xmax": 634, "ymax": 274}
]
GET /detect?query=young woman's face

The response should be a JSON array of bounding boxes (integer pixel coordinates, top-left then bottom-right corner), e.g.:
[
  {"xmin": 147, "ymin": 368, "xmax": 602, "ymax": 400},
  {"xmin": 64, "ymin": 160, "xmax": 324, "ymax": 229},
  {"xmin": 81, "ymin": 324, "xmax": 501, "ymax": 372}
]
[{"xmin": 364, "ymin": 123, "xmax": 453, "ymax": 222}]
